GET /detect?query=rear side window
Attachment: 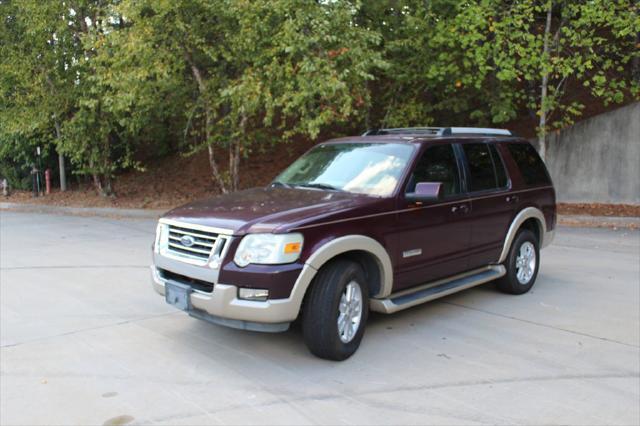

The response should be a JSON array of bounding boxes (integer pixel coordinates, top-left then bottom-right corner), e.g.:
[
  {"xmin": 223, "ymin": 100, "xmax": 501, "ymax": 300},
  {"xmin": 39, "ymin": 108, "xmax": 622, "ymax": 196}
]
[
  {"xmin": 489, "ymin": 144, "xmax": 509, "ymax": 188},
  {"xmin": 462, "ymin": 143, "xmax": 507, "ymax": 192},
  {"xmin": 506, "ymin": 143, "xmax": 551, "ymax": 186}
]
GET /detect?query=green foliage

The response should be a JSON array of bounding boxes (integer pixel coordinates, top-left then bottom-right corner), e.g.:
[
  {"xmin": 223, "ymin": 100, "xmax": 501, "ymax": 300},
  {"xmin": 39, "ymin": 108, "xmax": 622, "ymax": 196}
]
[
  {"xmin": 106, "ymin": 0, "xmax": 385, "ymax": 191},
  {"xmin": 362, "ymin": 0, "xmax": 638, "ymax": 132},
  {"xmin": 0, "ymin": 1, "xmax": 75, "ymax": 188},
  {"xmin": 0, "ymin": 133, "xmax": 47, "ymax": 189},
  {"xmin": 1, "ymin": 0, "xmax": 637, "ymax": 193}
]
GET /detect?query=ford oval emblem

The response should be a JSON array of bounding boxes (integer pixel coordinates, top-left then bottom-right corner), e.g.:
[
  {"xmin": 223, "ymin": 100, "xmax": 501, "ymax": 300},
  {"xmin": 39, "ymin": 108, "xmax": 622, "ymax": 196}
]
[{"xmin": 180, "ymin": 235, "xmax": 195, "ymax": 247}]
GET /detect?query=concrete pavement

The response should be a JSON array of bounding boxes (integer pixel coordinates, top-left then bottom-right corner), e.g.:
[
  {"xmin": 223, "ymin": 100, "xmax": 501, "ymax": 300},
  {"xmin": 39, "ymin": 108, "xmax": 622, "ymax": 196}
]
[{"xmin": 1, "ymin": 211, "xmax": 638, "ymax": 425}]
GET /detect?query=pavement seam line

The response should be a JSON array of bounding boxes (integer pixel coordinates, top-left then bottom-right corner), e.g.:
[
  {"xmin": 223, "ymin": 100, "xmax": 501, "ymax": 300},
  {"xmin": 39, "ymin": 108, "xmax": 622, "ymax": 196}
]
[
  {"xmin": 1, "ymin": 265, "xmax": 148, "ymax": 270},
  {"xmin": 0, "ymin": 311, "xmax": 180, "ymax": 349},
  {"xmin": 443, "ymin": 301, "xmax": 640, "ymax": 348}
]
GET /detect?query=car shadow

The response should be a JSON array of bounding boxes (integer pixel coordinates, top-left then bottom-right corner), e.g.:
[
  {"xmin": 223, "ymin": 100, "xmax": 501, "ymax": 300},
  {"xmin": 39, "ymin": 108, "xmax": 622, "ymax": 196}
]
[{"xmin": 173, "ymin": 280, "xmax": 513, "ymax": 364}]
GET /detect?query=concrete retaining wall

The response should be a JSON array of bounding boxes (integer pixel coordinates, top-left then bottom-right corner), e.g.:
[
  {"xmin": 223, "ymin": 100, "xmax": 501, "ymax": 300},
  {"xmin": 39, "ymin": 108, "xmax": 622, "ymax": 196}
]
[{"xmin": 542, "ymin": 102, "xmax": 639, "ymax": 204}]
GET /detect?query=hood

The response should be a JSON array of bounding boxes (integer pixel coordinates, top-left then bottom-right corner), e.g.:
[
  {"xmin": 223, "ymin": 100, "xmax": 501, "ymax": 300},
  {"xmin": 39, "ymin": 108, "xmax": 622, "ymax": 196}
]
[{"xmin": 162, "ymin": 187, "xmax": 382, "ymax": 235}]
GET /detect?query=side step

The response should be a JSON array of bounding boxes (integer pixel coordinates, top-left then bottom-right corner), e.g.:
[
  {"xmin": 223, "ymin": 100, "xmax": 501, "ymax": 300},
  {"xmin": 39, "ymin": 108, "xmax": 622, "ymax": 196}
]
[{"xmin": 370, "ymin": 265, "xmax": 506, "ymax": 314}]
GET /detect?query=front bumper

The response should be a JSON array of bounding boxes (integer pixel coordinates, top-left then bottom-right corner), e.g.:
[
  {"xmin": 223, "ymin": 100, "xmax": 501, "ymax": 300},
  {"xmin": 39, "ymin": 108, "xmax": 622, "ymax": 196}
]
[{"xmin": 151, "ymin": 266, "xmax": 298, "ymax": 332}]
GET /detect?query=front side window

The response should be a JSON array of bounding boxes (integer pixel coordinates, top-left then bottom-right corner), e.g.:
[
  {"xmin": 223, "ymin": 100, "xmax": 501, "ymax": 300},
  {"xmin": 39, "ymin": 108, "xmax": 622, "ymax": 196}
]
[
  {"xmin": 406, "ymin": 144, "xmax": 461, "ymax": 197},
  {"xmin": 275, "ymin": 143, "xmax": 415, "ymax": 197}
]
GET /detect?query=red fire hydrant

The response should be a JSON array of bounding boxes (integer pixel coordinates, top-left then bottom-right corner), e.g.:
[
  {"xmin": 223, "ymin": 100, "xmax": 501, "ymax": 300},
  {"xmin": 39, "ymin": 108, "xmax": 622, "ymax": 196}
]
[{"xmin": 45, "ymin": 169, "xmax": 51, "ymax": 195}]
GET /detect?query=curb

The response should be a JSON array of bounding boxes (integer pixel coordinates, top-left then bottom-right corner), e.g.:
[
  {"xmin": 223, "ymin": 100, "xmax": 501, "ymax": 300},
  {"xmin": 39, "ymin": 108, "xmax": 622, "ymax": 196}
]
[
  {"xmin": 558, "ymin": 214, "xmax": 639, "ymax": 229},
  {"xmin": 0, "ymin": 202, "xmax": 166, "ymax": 219}
]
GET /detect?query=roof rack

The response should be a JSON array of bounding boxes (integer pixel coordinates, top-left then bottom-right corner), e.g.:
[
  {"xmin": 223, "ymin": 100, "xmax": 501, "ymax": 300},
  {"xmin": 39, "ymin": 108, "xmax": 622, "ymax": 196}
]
[{"xmin": 362, "ymin": 127, "xmax": 512, "ymax": 137}]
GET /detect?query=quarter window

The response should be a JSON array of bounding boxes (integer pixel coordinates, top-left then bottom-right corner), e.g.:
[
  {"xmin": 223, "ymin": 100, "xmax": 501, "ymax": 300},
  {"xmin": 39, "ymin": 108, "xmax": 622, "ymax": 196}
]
[
  {"xmin": 506, "ymin": 143, "xmax": 551, "ymax": 186},
  {"xmin": 407, "ymin": 144, "xmax": 460, "ymax": 197}
]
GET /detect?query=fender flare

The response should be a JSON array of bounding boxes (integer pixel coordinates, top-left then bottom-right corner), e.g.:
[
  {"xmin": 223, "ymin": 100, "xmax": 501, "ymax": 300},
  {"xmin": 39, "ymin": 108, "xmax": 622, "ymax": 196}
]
[
  {"xmin": 498, "ymin": 207, "xmax": 548, "ymax": 264},
  {"xmin": 305, "ymin": 235, "xmax": 393, "ymax": 298},
  {"xmin": 283, "ymin": 235, "xmax": 393, "ymax": 320}
]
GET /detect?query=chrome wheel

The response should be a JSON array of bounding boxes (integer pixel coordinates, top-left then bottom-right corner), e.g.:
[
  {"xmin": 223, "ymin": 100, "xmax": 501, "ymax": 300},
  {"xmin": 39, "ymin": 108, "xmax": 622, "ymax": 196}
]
[
  {"xmin": 337, "ymin": 281, "xmax": 363, "ymax": 343},
  {"xmin": 515, "ymin": 241, "xmax": 536, "ymax": 284}
]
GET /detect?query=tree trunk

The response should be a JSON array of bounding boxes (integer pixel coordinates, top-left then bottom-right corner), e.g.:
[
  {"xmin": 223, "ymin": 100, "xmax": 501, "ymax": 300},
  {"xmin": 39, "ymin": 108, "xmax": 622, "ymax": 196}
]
[
  {"xmin": 229, "ymin": 114, "xmax": 246, "ymax": 192},
  {"xmin": 229, "ymin": 144, "xmax": 235, "ymax": 192},
  {"xmin": 92, "ymin": 173, "xmax": 102, "ymax": 194},
  {"xmin": 228, "ymin": 141, "xmax": 241, "ymax": 192},
  {"xmin": 207, "ymin": 142, "xmax": 227, "ymax": 194},
  {"xmin": 204, "ymin": 106, "xmax": 227, "ymax": 194},
  {"xmin": 185, "ymin": 52, "xmax": 228, "ymax": 193},
  {"xmin": 100, "ymin": 134, "xmax": 114, "ymax": 197},
  {"xmin": 537, "ymin": 0, "xmax": 553, "ymax": 162},
  {"xmin": 233, "ymin": 140, "xmax": 240, "ymax": 191},
  {"xmin": 103, "ymin": 174, "xmax": 113, "ymax": 197},
  {"xmin": 633, "ymin": 32, "xmax": 640, "ymax": 83},
  {"xmin": 53, "ymin": 120, "xmax": 67, "ymax": 191},
  {"xmin": 89, "ymin": 134, "xmax": 114, "ymax": 198}
]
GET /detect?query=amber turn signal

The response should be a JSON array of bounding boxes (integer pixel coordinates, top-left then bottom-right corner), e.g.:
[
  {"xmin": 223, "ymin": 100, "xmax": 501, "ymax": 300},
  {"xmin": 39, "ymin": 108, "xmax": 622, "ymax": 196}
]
[{"xmin": 284, "ymin": 242, "xmax": 302, "ymax": 254}]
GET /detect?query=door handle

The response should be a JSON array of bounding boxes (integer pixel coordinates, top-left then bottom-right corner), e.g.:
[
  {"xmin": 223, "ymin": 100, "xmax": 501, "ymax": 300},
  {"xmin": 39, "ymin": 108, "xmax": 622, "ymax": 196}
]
[
  {"xmin": 506, "ymin": 195, "xmax": 519, "ymax": 204},
  {"xmin": 451, "ymin": 204, "xmax": 470, "ymax": 214}
]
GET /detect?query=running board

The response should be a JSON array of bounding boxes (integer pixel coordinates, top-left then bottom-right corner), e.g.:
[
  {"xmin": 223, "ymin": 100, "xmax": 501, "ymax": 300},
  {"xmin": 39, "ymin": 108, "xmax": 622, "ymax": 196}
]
[{"xmin": 370, "ymin": 265, "xmax": 506, "ymax": 314}]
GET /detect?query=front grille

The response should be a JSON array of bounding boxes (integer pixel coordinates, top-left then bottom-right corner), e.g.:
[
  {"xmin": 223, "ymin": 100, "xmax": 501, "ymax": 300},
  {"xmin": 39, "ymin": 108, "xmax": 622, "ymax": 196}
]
[
  {"xmin": 167, "ymin": 224, "xmax": 218, "ymax": 260},
  {"xmin": 159, "ymin": 268, "xmax": 214, "ymax": 293}
]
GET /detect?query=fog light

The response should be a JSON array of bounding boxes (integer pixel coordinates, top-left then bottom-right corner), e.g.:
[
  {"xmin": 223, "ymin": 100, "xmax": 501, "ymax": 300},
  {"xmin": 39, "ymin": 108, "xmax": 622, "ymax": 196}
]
[{"xmin": 238, "ymin": 288, "xmax": 269, "ymax": 301}]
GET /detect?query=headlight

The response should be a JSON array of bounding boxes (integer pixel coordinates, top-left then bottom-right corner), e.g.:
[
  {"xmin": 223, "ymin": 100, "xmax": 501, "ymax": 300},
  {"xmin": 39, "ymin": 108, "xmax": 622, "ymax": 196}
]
[
  {"xmin": 234, "ymin": 233, "xmax": 303, "ymax": 267},
  {"xmin": 154, "ymin": 223, "xmax": 168, "ymax": 254}
]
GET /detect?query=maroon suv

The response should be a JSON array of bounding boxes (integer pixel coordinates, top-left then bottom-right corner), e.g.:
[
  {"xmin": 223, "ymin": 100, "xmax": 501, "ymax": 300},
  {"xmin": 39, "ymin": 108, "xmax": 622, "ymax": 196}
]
[{"xmin": 151, "ymin": 127, "xmax": 556, "ymax": 360}]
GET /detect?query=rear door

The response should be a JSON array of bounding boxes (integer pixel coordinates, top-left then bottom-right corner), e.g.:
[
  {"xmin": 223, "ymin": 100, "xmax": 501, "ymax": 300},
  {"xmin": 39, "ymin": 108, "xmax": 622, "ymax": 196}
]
[
  {"xmin": 392, "ymin": 143, "xmax": 472, "ymax": 291},
  {"xmin": 459, "ymin": 141, "xmax": 515, "ymax": 268}
]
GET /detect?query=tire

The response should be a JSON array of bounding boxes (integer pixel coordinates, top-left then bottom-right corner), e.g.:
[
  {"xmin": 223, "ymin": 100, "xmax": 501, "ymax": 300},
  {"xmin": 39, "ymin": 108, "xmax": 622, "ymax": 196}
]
[
  {"xmin": 497, "ymin": 229, "xmax": 540, "ymax": 295},
  {"xmin": 302, "ymin": 260, "xmax": 369, "ymax": 361}
]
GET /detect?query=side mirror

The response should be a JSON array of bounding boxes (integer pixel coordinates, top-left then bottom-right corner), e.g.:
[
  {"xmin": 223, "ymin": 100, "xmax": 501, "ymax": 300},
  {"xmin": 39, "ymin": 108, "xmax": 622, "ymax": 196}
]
[{"xmin": 406, "ymin": 182, "xmax": 442, "ymax": 204}]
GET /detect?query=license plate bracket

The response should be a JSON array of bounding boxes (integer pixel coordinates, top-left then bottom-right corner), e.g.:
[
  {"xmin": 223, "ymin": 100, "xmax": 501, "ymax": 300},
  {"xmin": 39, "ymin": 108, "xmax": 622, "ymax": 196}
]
[{"xmin": 165, "ymin": 281, "xmax": 192, "ymax": 311}]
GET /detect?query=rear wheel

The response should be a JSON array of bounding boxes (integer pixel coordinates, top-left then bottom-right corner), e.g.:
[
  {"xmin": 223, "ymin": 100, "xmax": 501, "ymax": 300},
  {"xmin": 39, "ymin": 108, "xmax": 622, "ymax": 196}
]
[
  {"xmin": 302, "ymin": 260, "xmax": 369, "ymax": 361},
  {"xmin": 497, "ymin": 229, "xmax": 540, "ymax": 295}
]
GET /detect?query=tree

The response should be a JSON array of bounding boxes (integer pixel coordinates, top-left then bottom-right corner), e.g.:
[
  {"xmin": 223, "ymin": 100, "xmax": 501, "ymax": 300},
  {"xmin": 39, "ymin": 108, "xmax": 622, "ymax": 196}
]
[
  {"xmin": 0, "ymin": 0, "xmax": 82, "ymax": 191},
  {"xmin": 2, "ymin": 0, "xmax": 637, "ymax": 196},
  {"xmin": 360, "ymin": 0, "xmax": 639, "ymax": 160},
  {"xmin": 356, "ymin": 0, "xmax": 519, "ymax": 129},
  {"xmin": 488, "ymin": 0, "xmax": 639, "ymax": 159},
  {"xmin": 59, "ymin": 2, "xmax": 188, "ymax": 195},
  {"xmin": 116, "ymin": 0, "xmax": 384, "ymax": 192}
]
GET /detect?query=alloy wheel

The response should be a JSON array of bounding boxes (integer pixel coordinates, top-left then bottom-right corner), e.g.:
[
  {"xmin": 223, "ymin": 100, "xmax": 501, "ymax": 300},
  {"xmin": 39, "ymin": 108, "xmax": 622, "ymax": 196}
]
[
  {"xmin": 337, "ymin": 281, "xmax": 363, "ymax": 343},
  {"xmin": 515, "ymin": 241, "xmax": 536, "ymax": 284}
]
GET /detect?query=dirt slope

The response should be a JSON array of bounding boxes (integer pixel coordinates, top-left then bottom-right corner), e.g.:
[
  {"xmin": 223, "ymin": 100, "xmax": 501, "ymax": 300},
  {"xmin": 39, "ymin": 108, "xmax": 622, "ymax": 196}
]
[{"xmin": 6, "ymin": 141, "xmax": 315, "ymax": 209}]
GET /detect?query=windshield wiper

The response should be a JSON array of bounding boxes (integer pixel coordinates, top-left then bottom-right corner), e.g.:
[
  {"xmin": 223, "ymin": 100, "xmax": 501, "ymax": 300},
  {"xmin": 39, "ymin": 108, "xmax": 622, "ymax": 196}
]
[
  {"xmin": 294, "ymin": 182, "xmax": 344, "ymax": 192},
  {"xmin": 271, "ymin": 181, "xmax": 292, "ymax": 188}
]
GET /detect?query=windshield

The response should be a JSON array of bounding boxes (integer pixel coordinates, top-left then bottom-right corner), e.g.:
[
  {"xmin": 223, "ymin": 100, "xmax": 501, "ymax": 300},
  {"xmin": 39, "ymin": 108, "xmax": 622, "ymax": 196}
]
[{"xmin": 274, "ymin": 143, "xmax": 415, "ymax": 197}]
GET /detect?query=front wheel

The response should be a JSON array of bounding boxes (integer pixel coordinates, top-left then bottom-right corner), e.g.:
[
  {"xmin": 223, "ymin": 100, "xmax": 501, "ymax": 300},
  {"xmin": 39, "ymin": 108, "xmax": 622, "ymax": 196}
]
[
  {"xmin": 497, "ymin": 229, "xmax": 540, "ymax": 295},
  {"xmin": 302, "ymin": 260, "xmax": 369, "ymax": 361}
]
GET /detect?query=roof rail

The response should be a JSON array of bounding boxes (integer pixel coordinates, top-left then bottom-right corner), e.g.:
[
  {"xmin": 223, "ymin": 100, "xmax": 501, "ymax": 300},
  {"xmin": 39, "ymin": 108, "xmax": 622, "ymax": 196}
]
[
  {"xmin": 441, "ymin": 127, "xmax": 512, "ymax": 136},
  {"xmin": 362, "ymin": 127, "xmax": 512, "ymax": 137},
  {"xmin": 362, "ymin": 127, "xmax": 442, "ymax": 136}
]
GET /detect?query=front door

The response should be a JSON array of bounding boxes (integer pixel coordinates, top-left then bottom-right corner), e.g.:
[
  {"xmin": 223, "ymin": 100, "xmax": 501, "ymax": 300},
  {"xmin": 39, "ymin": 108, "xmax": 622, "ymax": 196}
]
[{"xmin": 392, "ymin": 143, "xmax": 472, "ymax": 291}]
